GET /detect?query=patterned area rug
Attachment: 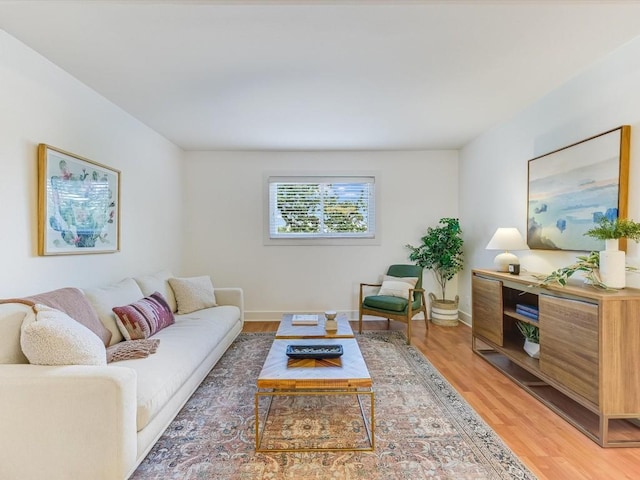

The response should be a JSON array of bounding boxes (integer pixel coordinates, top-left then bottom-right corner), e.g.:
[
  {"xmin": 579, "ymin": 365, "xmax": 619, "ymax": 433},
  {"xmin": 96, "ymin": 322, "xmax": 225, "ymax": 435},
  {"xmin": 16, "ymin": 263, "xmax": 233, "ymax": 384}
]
[{"xmin": 132, "ymin": 332, "xmax": 536, "ymax": 479}]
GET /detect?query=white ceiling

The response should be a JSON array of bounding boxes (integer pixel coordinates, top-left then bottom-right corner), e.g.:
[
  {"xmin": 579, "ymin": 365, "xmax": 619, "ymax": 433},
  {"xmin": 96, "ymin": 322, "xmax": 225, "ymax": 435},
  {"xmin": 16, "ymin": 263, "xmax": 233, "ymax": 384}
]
[{"xmin": 2, "ymin": 0, "xmax": 640, "ymax": 151}]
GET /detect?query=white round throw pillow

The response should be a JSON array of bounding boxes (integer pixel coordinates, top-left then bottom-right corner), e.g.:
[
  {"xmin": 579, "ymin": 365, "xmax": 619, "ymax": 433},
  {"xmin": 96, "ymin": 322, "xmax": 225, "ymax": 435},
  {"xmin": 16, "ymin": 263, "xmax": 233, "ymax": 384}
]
[{"xmin": 20, "ymin": 304, "xmax": 107, "ymax": 366}]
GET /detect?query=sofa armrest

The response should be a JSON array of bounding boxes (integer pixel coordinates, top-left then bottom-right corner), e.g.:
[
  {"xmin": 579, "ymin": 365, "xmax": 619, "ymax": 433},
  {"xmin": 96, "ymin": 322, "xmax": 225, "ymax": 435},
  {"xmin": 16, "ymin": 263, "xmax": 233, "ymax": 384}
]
[
  {"xmin": 215, "ymin": 287, "xmax": 244, "ymax": 321},
  {"xmin": 0, "ymin": 364, "xmax": 138, "ymax": 480}
]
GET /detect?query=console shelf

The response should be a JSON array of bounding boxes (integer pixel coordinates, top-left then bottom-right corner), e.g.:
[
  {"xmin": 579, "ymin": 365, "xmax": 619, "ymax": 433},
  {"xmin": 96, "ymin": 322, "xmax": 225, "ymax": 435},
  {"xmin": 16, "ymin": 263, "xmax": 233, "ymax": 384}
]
[{"xmin": 472, "ymin": 269, "xmax": 640, "ymax": 447}]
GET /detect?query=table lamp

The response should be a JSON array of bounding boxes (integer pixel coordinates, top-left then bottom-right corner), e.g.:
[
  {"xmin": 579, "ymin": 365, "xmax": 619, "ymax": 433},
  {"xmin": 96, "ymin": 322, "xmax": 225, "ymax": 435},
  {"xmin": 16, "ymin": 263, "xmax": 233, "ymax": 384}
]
[{"xmin": 486, "ymin": 227, "xmax": 529, "ymax": 272}]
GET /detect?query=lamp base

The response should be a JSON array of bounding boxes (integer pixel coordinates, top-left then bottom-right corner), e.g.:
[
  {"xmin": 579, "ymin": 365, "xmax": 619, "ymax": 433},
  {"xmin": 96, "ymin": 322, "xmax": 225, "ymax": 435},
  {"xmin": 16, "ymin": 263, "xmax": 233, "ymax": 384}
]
[{"xmin": 494, "ymin": 252, "xmax": 519, "ymax": 272}]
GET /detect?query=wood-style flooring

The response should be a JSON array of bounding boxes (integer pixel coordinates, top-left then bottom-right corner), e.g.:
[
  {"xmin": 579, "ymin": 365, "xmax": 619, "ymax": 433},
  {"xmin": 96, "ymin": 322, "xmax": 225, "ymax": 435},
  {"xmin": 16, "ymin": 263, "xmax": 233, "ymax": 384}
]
[{"xmin": 242, "ymin": 319, "xmax": 640, "ymax": 480}]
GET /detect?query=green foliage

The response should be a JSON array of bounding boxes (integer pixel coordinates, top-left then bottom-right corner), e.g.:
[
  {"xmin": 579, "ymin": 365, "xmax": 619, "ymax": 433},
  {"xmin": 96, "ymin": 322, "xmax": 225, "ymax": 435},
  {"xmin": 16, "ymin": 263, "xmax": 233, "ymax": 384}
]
[
  {"xmin": 406, "ymin": 218, "xmax": 464, "ymax": 301},
  {"xmin": 276, "ymin": 184, "xmax": 320, "ymax": 233},
  {"xmin": 323, "ymin": 190, "xmax": 367, "ymax": 233},
  {"xmin": 516, "ymin": 321, "xmax": 539, "ymax": 343},
  {"xmin": 585, "ymin": 217, "xmax": 640, "ymax": 241},
  {"xmin": 536, "ymin": 251, "xmax": 610, "ymax": 289}
]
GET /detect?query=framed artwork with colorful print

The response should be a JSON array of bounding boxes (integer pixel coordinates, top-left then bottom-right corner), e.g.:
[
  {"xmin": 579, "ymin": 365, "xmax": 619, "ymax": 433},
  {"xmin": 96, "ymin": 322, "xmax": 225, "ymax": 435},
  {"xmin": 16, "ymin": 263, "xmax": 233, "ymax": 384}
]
[{"xmin": 38, "ymin": 144, "xmax": 120, "ymax": 255}]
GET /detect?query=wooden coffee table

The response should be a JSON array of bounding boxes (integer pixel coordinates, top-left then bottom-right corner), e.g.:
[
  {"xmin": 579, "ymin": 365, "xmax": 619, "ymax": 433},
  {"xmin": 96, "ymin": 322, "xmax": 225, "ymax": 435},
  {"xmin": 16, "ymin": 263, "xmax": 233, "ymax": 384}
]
[
  {"xmin": 276, "ymin": 313, "xmax": 354, "ymax": 339},
  {"xmin": 255, "ymin": 337, "xmax": 374, "ymax": 452}
]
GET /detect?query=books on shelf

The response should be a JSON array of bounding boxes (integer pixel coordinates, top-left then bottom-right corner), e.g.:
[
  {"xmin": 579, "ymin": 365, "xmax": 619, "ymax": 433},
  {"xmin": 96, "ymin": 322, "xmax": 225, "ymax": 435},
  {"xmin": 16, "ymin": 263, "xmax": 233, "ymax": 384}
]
[
  {"xmin": 291, "ymin": 314, "xmax": 319, "ymax": 326},
  {"xmin": 516, "ymin": 303, "xmax": 538, "ymax": 314},
  {"xmin": 515, "ymin": 303, "xmax": 538, "ymax": 321},
  {"xmin": 516, "ymin": 310, "xmax": 539, "ymax": 321}
]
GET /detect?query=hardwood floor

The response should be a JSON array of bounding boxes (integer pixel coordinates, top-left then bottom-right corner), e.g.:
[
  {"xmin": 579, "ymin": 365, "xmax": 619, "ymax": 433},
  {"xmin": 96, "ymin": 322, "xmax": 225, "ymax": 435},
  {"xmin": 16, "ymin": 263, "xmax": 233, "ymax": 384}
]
[{"xmin": 243, "ymin": 319, "xmax": 640, "ymax": 479}]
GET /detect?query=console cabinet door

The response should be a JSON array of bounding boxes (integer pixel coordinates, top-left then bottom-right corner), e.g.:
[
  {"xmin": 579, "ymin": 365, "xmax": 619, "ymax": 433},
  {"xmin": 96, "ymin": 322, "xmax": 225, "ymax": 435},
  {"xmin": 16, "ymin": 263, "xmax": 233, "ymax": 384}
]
[
  {"xmin": 472, "ymin": 275, "xmax": 503, "ymax": 346},
  {"xmin": 539, "ymin": 294, "xmax": 599, "ymax": 405}
]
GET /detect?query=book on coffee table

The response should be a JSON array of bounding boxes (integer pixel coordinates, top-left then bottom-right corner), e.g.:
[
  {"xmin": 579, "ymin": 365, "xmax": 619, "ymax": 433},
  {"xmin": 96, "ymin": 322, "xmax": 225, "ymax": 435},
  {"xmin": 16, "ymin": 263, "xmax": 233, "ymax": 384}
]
[{"xmin": 291, "ymin": 314, "xmax": 319, "ymax": 326}]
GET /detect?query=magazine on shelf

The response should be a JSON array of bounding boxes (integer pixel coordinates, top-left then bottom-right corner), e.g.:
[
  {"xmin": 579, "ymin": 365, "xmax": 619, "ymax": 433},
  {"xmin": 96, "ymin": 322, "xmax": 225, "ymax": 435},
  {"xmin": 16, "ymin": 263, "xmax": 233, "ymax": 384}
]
[{"xmin": 291, "ymin": 314, "xmax": 319, "ymax": 326}]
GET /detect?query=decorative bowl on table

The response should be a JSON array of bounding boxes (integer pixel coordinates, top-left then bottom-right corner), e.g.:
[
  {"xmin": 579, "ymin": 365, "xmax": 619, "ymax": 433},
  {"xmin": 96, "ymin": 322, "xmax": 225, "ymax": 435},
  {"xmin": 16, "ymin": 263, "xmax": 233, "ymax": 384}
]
[
  {"xmin": 286, "ymin": 344, "xmax": 344, "ymax": 359},
  {"xmin": 324, "ymin": 310, "xmax": 338, "ymax": 332}
]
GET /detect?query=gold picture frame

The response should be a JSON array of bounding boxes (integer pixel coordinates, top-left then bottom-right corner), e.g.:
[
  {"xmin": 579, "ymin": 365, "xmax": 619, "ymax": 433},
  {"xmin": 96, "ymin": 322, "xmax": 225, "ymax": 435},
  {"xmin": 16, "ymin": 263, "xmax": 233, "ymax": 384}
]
[{"xmin": 38, "ymin": 144, "xmax": 121, "ymax": 255}]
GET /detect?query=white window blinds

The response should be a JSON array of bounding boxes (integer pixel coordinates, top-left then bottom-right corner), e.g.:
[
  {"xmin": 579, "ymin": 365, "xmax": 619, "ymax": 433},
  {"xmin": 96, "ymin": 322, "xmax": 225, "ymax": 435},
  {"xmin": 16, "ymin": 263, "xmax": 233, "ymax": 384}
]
[{"xmin": 268, "ymin": 176, "xmax": 376, "ymax": 239}]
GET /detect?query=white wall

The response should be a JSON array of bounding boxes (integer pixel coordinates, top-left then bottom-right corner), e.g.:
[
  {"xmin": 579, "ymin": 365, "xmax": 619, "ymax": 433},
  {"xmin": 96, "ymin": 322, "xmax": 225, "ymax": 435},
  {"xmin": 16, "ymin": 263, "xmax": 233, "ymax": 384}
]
[
  {"xmin": 0, "ymin": 31, "xmax": 184, "ymax": 296},
  {"xmin": 459, "ymin": 35, "xmax": 640, "ymax": 321},
  {"xmin": 183, "ymin": 150, "xmax": 458, "ymax": 320}
]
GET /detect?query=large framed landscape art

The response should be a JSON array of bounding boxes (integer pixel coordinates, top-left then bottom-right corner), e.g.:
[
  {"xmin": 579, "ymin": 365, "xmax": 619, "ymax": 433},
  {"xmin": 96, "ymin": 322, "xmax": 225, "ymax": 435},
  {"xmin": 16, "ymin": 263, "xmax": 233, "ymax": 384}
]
[
  {"xmin": 527, "ymin": 126, "xmax": 630, "ymax": 251},
  {"xmin": 38, "ymin": 144, "xmax": 120, "ymax": 255}
]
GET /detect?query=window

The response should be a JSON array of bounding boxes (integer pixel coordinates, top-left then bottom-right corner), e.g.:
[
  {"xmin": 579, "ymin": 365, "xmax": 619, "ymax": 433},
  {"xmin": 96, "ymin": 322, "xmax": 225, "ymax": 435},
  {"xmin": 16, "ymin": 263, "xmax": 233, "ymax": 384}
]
[{"xmin": 266, "ymin": 175, "xmax": 378, "ymax": 245}]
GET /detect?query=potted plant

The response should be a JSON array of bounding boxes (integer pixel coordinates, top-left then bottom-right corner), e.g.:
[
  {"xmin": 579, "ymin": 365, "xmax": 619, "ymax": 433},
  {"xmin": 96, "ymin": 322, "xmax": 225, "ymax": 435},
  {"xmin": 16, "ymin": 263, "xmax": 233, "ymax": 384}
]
[
  {"xmin": 584, "ymin": 217, "xmax": 640, "ymax": 288},
  {"xmin": 516, "ymin": 321, "xmax": 540, "ymax": 358},
  {"xmin": 406, "ymin": 217, "xmax": 464, "ymax": 326}
]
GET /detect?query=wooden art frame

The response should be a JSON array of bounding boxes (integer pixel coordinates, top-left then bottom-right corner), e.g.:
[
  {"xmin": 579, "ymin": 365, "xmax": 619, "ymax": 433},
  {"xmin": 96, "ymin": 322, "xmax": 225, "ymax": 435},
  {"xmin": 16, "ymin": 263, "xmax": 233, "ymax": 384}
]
[
  {"xmin": 38, "ymin": 144, "xmax": 120, "ymax": 255},
  {"xmin": 527, "ymin": 126, "xmax": 630, "ymax": 252}
]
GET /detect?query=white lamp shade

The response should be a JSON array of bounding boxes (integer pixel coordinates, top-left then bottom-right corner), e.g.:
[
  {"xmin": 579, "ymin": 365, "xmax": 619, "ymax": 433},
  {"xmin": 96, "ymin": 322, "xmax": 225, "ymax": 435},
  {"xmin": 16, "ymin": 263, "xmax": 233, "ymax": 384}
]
[{"xmin": 486, "ymin": 228, "xmax": 529, "ymax": 272}]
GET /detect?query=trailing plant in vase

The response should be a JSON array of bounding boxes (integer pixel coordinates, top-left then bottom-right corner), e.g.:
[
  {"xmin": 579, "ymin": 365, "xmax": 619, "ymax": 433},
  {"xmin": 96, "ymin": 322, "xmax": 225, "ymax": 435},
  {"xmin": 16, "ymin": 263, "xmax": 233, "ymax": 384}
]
[
  {"xmin": 584, "ymin": 217, "xmax": 640, "ymax": 289},
  {"xmin": 537, "ymin": 218, "xmax": 640, "ymax": 289},
  {"xmin": 536, "ymin": 251, "xmax": 609, "ymax": 289}
]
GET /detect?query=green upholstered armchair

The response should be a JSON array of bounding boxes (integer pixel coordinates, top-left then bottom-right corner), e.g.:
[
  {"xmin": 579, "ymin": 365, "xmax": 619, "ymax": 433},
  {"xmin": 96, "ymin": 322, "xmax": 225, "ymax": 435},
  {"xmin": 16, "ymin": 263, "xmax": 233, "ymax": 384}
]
[{"xmin": 358, "ymin": 264, "xmax": 428, "ymax": 345}]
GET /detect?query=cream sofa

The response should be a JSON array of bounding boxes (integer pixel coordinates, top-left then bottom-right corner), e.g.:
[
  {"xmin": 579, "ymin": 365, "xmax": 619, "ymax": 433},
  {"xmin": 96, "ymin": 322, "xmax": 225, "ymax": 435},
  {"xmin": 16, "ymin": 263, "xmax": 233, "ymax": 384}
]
[{"xmin": 0, "ymin": 270, "xmax": 244, "ymax": 480}]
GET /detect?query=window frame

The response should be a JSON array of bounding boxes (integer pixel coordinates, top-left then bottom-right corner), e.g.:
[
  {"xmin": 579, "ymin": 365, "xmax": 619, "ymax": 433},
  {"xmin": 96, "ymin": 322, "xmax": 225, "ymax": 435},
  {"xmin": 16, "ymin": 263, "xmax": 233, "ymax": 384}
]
[{"xmin": 263, "ymin": 172, "xmax": 381, "ymax": 246}]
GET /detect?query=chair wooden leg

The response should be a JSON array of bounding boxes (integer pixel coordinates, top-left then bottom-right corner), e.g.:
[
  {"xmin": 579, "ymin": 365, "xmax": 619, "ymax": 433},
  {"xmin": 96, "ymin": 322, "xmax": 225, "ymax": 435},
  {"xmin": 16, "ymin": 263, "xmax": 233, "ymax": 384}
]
[
  {"xmin": 422, "ymin": 292, "xmax": 429, "ymax": 332},
  {"xmin": 358, "ymin": 284, "xmax": 365, "ymax": 334},
  {"xmin": 387, "ymin": 318, "xmax": 391, "ymax": 329},
  {"xmin": 406, "ymin": 317, "xmax": 412, "ymax": 345}
]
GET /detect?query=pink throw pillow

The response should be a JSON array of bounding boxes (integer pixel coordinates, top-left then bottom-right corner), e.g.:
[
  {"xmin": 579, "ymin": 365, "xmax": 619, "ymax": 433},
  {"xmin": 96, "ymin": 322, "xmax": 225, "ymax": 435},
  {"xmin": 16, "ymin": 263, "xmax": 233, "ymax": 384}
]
[{"xmin": 112, "ymin": 292, "xmax": 175, "ymax": 340}]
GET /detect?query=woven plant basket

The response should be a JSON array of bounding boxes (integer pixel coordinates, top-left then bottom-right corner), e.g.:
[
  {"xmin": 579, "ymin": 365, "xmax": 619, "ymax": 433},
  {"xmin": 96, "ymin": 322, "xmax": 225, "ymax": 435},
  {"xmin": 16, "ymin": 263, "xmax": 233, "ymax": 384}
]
[{"xmin": 429, "ymin": 293, "xmax": 459, "ymax": 327}]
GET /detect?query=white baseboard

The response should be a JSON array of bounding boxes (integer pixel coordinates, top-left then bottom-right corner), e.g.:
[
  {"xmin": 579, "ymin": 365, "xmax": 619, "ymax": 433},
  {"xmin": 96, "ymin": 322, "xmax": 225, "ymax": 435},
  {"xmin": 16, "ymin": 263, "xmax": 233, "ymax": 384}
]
[
  {"xmin": 243, "ymin": 310, "xmax": 357, "ymax": 322},
  {"xmin": 243, "ymin": 310, "xmax": 429, "ymax": 322},
  {"xmin": 459, "ymin": 310, "xmax": 471, "ymax": 327}
]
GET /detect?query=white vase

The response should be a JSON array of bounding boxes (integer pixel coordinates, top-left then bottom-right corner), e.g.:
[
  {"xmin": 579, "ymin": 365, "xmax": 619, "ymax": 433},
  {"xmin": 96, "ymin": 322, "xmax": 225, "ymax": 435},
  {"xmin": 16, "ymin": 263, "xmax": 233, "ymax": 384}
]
[
  {"xmin": 523, "ymin": 339, "xmax": 540, "ymax": 359},
  {"xmin": 599, "ymin": 239, "xmax": 626, "ymax": 289}
]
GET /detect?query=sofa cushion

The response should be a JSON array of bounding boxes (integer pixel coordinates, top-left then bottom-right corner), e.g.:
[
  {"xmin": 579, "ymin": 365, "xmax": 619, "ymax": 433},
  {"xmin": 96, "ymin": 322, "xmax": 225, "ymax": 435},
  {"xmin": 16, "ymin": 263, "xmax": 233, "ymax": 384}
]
[
  {"xmin": 113, "ymin": 292, "xmax": 175, "ymax": 340},
  {"xmin": 0, "ymin": 303, "xmax": 31, "ymax": 364},
  {"xmin": 83, "ymin": 278, "xmax": 144, "ymax": 346},
  {"xmin": 377, "ymin": 275, "xmax": 418, "ymax": 299},
  {"xmin": 25, "ymin": 287, "xmax": 112, "ymax": 347},
  {"xmin": 168, "ymin": 276, "xmax": 217, "ymax": 314},
  {"xmin": 20, "ymin": 304, "xmax": 107, "ymax": 366},
  {"xmin": 134, "ymin": 269, "xmax": 178, "ymax": 313},
  {"xmin": 363, "ymin": 295, "xmax": 410, "ymax": 312},
  {"xmin": 114, "ymin": 305, "xmax": 241, "ymax": 431}
]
